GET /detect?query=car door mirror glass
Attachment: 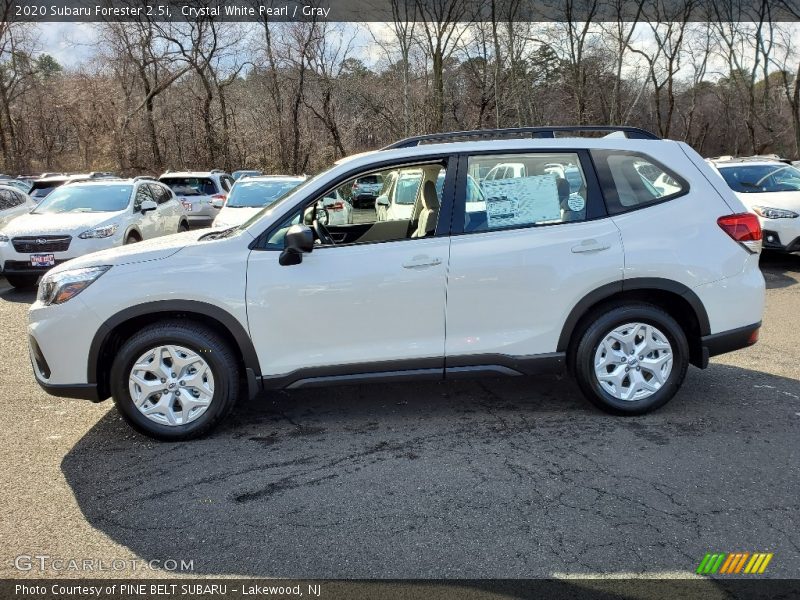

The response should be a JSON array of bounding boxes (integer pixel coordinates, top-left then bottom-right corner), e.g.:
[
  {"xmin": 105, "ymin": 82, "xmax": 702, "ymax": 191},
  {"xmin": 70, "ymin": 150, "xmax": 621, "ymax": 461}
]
[
  {"xmin": 211, "ymin": 198, "xmax": 224, "ymax": 209},
  {"xmin": 376, "ymin": 194, "xmax": 390, "ymax": 207},
  {"xmin": 140, "ymin": 199, "xmax": 157, "ymax": 213}
]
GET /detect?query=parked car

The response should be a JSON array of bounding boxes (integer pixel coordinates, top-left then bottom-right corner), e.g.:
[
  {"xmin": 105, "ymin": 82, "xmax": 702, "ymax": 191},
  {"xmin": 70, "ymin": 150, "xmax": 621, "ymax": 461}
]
[
  {"xmin": 482, "ymin": 161, "xmax": 527, "ymax": 183},
  {"xmin": 28, "ymin": 172, "xmax": 117, "ymax": 201},
  {"xmin": 212, "ymin": 175, "xmax": 307, "ymax": 229},
  {"xmin": 350, "ymin": 174, "xmax": 384, "ymax": 208},
  {"xmin": 315, "ymin": 188, "xmax": 352, "ymax": 226},
  {"xmin": 0, "ymin": 184, "xmax": 36, "ymax": 229},
  {"xmin": 27, "ymin": 126, "xmax": 764, "ymax": 440},
  {"xmin": 158, "ymin": 170, "xmax": 234, "ymax": 227},
  {"xmin": 0, "ymin": 178, "xmax": 33, "ymax": 193},
  {"xmin": 375, "ymin": 169, "xmax": 425, "ymax": 222},
  {"xmin": 1, "ymin": 177, "xmax": 187, "ymax": 289},
  {"xmin": 232, "ymin": 170, "xmax": 263, "ymax": 181},
  {"xmin": 707, "ymin": 156, "xmax": 800, "ymax": 253}
]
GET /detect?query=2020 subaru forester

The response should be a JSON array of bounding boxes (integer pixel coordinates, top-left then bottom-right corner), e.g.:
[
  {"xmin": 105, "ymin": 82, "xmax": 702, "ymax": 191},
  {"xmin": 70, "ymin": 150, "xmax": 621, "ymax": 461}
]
[{"xmin": 27, "ymin": 127, "xmax": 765, "ymax": 440}]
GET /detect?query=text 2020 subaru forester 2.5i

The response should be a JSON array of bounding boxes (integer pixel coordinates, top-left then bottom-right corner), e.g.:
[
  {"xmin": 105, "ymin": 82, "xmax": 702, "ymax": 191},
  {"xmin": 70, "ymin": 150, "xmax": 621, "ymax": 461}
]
[{"xmin": 28, "ymin": 127, "xmax": 765, "ymax": 440}]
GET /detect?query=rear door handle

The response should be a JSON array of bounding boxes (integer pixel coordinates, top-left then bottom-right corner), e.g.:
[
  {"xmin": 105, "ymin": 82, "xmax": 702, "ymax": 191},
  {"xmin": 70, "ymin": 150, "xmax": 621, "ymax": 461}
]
[
  {"xmin": 571, "ymin": 239, "xmax": 611, "ymax": 254},
  {"xmin": 403, "ymin": 255, "xmax": 442, "ymax": 269}
]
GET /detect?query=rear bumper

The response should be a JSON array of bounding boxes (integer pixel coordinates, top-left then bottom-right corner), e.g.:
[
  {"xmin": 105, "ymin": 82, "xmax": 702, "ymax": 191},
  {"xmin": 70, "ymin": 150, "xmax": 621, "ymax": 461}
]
[{"xmin": 700, "ymin": 322, "xmax": 761, "ymax": 365}]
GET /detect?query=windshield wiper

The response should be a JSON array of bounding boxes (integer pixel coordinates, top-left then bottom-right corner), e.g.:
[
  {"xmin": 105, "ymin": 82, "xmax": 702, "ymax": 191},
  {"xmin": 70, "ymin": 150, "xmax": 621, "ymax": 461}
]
[{"xmin": 198, "ymin": 226, "xmax": 238, "ymax": 241}]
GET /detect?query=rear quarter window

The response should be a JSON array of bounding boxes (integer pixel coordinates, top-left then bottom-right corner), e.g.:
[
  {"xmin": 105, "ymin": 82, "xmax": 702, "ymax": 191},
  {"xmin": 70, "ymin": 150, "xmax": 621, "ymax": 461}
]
[{"xmin": 591, "ymin": 150, "xmax": 689, "ymax": 215}]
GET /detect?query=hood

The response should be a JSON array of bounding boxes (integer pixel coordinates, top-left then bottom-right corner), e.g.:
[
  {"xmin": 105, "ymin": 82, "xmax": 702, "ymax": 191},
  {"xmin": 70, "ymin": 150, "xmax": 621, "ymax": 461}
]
[
  {"xmin": 47, "ymin": 230, "xmax": 206, "ymax": 274},
  {"xmin": 734, "ymin": 190, "xmax": 800, "ymax": 211},
  {"xmin": 213, "ymin": 206, "xmax": 262, "ymax": 228},
  {"xmin": 0, "ymin": 210, "xmax": 124, "ymax": 236}
]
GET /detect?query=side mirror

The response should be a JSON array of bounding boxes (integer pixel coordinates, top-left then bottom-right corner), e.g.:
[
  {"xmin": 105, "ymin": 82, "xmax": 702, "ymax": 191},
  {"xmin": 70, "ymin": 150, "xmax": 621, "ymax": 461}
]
[
  {"xmin": 279, "ymin": 224, "xmax": 314, "ymax": 266},
  {"xmin": 211, "ymin": 198, "xmax": 225, "ymax": 209},
  {"xmin": 376, "ymin": 194, "xmax": 389, "ymax": 207},
  {"xmin": 140, "ymin": 199, "xmax": 157, "ymax": 213}
]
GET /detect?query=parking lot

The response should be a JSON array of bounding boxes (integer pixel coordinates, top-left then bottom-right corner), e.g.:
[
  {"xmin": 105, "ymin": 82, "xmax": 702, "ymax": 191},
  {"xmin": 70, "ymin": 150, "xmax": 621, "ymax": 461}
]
[{"xmin": 1, "ymin": 252, "xmax": 798, "ymax": 579}]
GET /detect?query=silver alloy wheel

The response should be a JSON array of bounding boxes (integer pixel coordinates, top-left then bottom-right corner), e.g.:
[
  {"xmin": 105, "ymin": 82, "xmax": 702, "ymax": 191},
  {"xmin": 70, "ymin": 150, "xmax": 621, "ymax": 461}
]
[
  {"xmin": 128, "ymin": 344, "xmax": 215, "ymax": 426},
  {"xmin": 593, "ymin": 322, "xmax": 673, "ymax": 401}
]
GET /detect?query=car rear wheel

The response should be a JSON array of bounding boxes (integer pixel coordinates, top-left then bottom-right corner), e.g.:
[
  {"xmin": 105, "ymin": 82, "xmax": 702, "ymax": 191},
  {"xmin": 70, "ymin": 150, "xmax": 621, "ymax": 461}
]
[
  {"xmin": 109, "ymin": 321, "xmax": 240, "ymax": 440},
  {"xmin": 178, "ymin": 221, "xmax": 189, "ymax": 233},
  {"xmin": 5, "ymin": 274, "xmax": 39, "ymax": 289},
  {"xmin": 572, "ymin": 303, "xmax": 689, "ymax": 415}
]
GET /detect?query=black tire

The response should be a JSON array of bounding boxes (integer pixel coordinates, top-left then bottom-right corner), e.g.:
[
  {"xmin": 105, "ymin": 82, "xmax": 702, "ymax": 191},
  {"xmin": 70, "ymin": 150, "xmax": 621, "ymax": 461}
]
[
  {"xmin": 109, "ymin": 321, "xmax": 240, "ymax": 441},
  {"xmin": 124, "ymin": 234, "xmax": 140, "ymax": 245},
  {"xmin": 5, "ymin": 274, "xmax": 39, "ymax": 289},
  {"xmin": 178, "ymin": 221, "xmax": 190, "ymax": 233},
  {"xmin": 571, "ymin": 303, "xmax": 689, "ymax": 415}
]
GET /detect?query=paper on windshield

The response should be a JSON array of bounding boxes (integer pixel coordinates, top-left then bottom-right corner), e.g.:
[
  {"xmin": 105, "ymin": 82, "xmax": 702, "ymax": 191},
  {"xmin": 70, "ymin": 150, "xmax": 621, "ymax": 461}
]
[{"xmin": 482, "ymin": 175, "xmax": 561, "ymax": 228}]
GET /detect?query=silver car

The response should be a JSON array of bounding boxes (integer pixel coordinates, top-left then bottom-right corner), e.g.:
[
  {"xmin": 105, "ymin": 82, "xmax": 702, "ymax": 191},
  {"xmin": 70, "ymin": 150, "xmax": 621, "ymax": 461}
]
[{"xmin": 158, "ymin": 170, "xmax": 235, "ymax": 227}]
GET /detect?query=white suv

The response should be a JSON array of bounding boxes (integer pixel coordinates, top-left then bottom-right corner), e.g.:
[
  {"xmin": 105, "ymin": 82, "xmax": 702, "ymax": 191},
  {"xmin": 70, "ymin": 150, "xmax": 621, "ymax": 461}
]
[
  {"xmin": 27, "ymin": 127, "xmax": 765, "ymax": 440},
  {"xmin": 1, "ymin": 177, "xmax": 188, "ymax": 289}
]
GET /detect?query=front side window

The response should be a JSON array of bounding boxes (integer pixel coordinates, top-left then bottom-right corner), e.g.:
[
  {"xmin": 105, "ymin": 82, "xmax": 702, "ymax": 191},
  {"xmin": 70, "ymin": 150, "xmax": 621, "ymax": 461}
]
[
  {"xmin": 0, "ymin": 189, "xmax": 25, "ymax": 210},
  {"xmin": 462, "ymin": 153, "xmax": 588, "ymax": 232},
  {"xmin": 33, "ymin": 184, "xmax": 133, "ymax": 214},
  {"xmin": 149, "ymin": 184, "xmax": 172, "ymax": 204},
  {"xmin": 717, "ymin": 164, "xmax": 800, "ymax": 193},
  {"xmin": 266, "ymin": 161, "xmax": 447, "ymax": 249},
  {"xmin": 592, "ymin": 150, "xmax": 688, "ymax": 214},
  {"xmin": 133, "ymin": 185, "xmax": 154, "ymax": 211}
]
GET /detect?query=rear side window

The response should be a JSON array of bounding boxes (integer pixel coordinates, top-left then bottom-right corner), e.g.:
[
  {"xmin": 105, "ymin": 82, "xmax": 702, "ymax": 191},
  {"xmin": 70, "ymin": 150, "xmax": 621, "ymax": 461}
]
[
  {"xmin": 160, "ymin": 177, "xmax": 217, "ymax": 196},
  {"xmin": 592, "ymin": 150, "xmax": 688, "ymax": 215}
]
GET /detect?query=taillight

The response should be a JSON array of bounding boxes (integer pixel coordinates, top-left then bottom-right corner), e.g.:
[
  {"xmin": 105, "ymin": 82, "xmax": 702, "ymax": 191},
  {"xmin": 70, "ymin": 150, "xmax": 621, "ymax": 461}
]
[{"xmin": 717, "ymin": 213, "xmax": 762, "ymax": 253}]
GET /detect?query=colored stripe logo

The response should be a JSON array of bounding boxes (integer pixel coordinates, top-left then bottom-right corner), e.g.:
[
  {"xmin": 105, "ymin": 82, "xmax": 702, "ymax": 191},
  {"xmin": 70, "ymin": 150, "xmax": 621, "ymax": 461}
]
[{"xmin": 697, "ymin": 552, "xmax": 773, "ymax": 574}]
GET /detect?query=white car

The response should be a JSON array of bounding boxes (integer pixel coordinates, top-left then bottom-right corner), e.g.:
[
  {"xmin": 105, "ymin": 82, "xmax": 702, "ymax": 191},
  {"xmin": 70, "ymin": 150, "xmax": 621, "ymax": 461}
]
[
  {"xmin": 375, "ymin": 169, "xmax": 427, "ymax": 222},
  {"xmin": 27, "ymin": 126, "xmax": 764, "ymax": 440},
  {"xmin": 318, "ymin": 189, "xmax": 353, "ymax": 226},
  {"xmin": 0, "ymin": 185, "xmax": 36, "ymax": 228},
  {"xmin": 483, "ymin": 161, "xmax": 527, "ymax": 183},
  {"xmin": 707, "ymin": 157, "xmax": 800, "ymax": 253},
  {"xmin": 213, "ymin": 176, "xmax": 307, "ymax": 229},
  {"xmin": 1, "ymin": 177, "xmax": 188, "ymax": 289},
  {"xmin": 159, "ymin": 170, "xmax": 234, "ymax": 227}
]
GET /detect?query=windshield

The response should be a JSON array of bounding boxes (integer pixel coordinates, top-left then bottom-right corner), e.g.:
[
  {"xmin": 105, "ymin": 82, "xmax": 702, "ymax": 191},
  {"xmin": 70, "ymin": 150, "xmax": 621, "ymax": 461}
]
[
  {"xmin": 33, "ymin": 184, "xmax": 132, "ymax": 214},
  {"xmin": 718, "ymin": 164, "xmax": 800, "ymax": 193},
  {"xmin": 160, "ymin": 177, "xmax": 216, "ymax": 196},
  {"xmin": 238, "ymin": 170, "xmax": 326, "ymax": 231},
  {"xmin": 226, "ymin": 179, "xmax": 304, "ymax": 208}
]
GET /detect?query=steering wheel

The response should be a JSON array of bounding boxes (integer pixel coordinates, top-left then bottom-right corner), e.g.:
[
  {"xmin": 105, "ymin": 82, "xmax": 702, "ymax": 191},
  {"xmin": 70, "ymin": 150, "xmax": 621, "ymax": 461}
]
[{"xmin": 313, "ymin": 218, "xmax": 335, "ymax": 245}]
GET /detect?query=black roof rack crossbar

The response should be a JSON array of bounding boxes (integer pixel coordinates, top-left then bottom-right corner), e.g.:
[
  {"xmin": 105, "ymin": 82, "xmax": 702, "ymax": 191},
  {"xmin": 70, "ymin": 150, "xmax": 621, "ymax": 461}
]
[{"xmin": 382, "ymin": 126, "xmax": 660, "ymax": 149}]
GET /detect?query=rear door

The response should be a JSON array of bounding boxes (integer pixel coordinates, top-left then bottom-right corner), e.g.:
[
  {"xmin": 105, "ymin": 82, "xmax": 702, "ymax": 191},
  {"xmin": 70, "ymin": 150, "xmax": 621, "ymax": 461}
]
[{"xmin": 444, "ymin": 150, "xmax": 624, "ymax": 372}]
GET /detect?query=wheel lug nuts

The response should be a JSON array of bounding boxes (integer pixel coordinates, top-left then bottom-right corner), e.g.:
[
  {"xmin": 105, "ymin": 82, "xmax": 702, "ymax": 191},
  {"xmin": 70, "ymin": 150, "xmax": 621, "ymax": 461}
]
[
  {"xmin": 639, "ymin": 355, "xmax": 643, "ymax": 360},
  {"xmin": 160, "ymin": 378, "xmax": 166, "ymax": 383},
  {"xmin": 625, "ymin": 367, "xmax": 630, "ymax": 372},
  {"xmin": 621, "ymin": 357, "xmax": 627, "ymax": 362},
  {"xmin": 175, "ymin": 391, "xmax": 181, "ymax": 396},
  {"xmin": 171, "ymin": 373, "xmax": 176, "ymax": 378},
  {"xmin": 636, "ymin": 367, "xmax": 641, "ymax": 371},
  {"xmin": 179, "ymin": 381, "xmax": 185, "ymax": 386}
]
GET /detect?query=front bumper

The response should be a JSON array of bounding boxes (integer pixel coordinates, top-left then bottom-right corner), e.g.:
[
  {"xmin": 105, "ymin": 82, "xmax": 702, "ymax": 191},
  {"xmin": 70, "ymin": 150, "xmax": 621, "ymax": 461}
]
[
  {"xmin": 762, "ymin": 229, "xmax": 800, "ymax": 252},
  {"xmin": 1, "ymin": 236, "xmax": 119, "ymax": 274}
]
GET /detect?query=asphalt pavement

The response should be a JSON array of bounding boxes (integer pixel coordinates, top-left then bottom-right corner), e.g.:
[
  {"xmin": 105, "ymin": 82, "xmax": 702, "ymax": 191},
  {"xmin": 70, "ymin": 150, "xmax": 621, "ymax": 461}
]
[{"xmin": 1, "ymin": 252, "xmax": 798, "ymax": 579}]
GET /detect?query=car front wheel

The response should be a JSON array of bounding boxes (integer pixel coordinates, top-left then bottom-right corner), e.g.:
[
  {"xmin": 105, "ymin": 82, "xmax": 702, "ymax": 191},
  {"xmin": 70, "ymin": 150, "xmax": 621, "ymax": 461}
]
[
  {"xmin": 109, "ymin": 321, "xmax": 240, "ymax": 440},
  {"xmin": 572, "ymin": 304, "xmax": 689, "ymax": 415}
]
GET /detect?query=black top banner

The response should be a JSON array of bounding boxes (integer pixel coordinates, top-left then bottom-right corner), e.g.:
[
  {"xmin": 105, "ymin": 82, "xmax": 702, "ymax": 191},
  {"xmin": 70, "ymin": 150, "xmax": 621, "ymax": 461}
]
[{"xmin": 6, "ymin": 0, "xmax": 800, "ymax": 23}]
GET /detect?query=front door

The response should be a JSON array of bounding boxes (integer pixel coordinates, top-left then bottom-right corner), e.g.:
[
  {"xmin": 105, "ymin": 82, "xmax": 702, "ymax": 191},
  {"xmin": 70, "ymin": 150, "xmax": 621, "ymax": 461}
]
[{"xmin": 246, "ymin": 159, "xmax": 454, "ymax": 384}]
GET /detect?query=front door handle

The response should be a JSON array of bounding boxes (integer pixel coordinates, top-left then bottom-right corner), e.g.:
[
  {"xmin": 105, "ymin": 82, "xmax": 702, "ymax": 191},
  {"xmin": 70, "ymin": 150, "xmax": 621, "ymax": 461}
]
[
  {"xmin": 403, "ymin": 255, "xmax": 442, "ymax": 269},
  {"xmin": 571, "ymin": 239, "xmax": 611, "ymax": 254}
]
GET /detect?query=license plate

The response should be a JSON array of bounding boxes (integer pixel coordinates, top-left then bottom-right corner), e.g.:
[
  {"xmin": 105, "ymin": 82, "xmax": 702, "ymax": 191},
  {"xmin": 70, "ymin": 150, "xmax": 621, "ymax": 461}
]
[
  {"xmin": 30, "ymin": 253, "xmax": 55, "ymax": 267},
  {"xmin": 181, "ymin": 201, "xmax": 193, "ymax": 212}
]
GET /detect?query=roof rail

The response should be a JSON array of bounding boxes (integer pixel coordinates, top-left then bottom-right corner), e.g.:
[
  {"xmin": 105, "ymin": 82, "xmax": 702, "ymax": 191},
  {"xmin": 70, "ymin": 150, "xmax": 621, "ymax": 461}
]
[
  {"xmin": 133, "ymin": 175, "xmax": 157, "ymax": 181},
  {"xmin": 210, "ymin": 168, "xmax": 226, "ymax": 174},
  {"xmin": 382, "ymin": 126, "xmax": 661, "ymax": 149}
]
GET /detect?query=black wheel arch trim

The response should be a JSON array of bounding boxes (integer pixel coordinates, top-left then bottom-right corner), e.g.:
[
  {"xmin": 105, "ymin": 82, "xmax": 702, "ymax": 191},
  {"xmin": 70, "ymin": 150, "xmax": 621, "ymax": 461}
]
[
  {"xmin": 87, "ymin": 300, "xmax": 261, "ymax": 387},
  {"xmin": 556, "ymin": 278, "xmax": 711, "ymax": 353}
]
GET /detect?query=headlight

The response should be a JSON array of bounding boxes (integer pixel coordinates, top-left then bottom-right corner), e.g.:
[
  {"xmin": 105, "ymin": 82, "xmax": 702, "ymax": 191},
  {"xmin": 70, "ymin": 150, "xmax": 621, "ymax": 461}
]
[
  {"xmin": 752, "ymin": 206, "xmax": 799, "ymax": 219},
  {"xmin": 78, "ymin": 223, "xmax": 119, "ymax": 239},
  {"xmin": 38, "ymin": 266, "xmax": 111, "ymax": 306}
]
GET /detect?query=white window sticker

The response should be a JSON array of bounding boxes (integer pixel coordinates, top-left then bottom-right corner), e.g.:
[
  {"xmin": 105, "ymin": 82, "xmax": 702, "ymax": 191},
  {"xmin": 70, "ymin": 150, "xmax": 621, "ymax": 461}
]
[{"xmin": 481, "ymin": 175, "xmax": 561, "ymax": 228}]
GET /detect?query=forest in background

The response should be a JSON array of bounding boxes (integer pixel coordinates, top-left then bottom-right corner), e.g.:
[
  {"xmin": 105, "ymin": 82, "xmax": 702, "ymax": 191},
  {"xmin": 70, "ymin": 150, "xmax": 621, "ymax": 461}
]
[{"xmin": 2, "ymin": 0, "xmax": 800, "ymax": 176}]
